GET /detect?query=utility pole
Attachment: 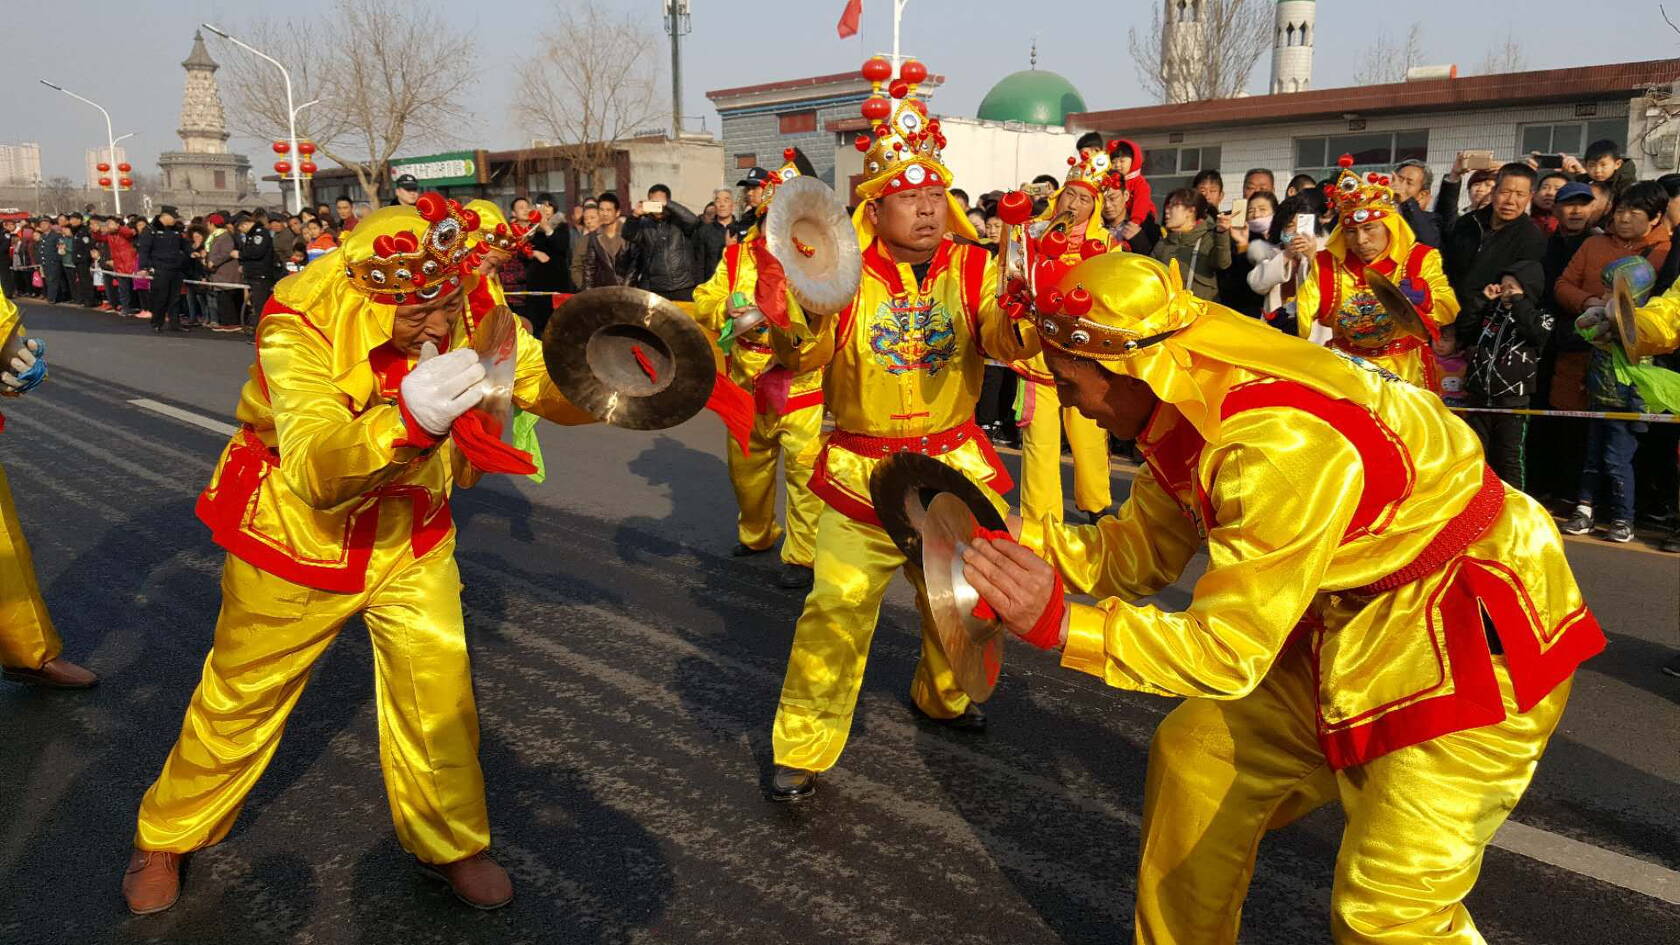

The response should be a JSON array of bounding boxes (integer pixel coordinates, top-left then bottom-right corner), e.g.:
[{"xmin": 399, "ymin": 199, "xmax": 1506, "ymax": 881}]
[{"xmin": 664, "ymin": 0, "xmax": 691, "ymax": 136}]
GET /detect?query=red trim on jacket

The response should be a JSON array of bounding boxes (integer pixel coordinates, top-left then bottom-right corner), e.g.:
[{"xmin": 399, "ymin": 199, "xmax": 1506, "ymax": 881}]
[{"xmin": 807, "ymin": 420, "xmax": 1011, "ymax": 527}]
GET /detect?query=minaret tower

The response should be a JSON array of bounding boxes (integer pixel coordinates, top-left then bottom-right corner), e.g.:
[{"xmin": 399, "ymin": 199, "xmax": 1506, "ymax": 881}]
[
  {"xmin": 178, "ymin": 30, "xmax": 230, "ymax": 154},
  {"xmin": 1160, "ymin": 0, "xmax": 1206, "ymax": 104},
  {"xmin": 1271, "ymin": 1, "xmax": 1315, "ymax": 94}
]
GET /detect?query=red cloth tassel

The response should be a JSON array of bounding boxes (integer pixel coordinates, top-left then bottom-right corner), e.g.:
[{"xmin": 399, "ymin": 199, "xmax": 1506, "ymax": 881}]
[
  {"xmin": 749, "ymin": 241, "xmax": 792, "ymax": 329},
  {"xmin": 969, "ymin": 527, "xmax": 1015, "ymax": 621},
  {"xmin": 705, "ymin": 371, "xmax": 755, "ymax": 456},
  {"xmin": 450, "ymin": 408, "xmax": 538, "ymax": 475},
  {"xmin": 965, "ymin": 527, "xmax": 1067, "ymax": 648},
  {"xmin": 753, "ymin": 365, "xmax": 793, "ymax": 416}
]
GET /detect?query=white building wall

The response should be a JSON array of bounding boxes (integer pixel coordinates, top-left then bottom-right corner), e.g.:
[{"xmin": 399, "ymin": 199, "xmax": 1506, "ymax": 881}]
[
  {"xmin": 830, "ymin": 116, "xmax": 1078, "ymax": 201},
  {"xmin": 623, "ymin": 138, "xmax": 726, "ymax": 210}
]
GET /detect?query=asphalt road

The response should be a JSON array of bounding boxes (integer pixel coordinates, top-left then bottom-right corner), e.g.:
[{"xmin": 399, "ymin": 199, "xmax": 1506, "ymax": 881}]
[{"xmin": 1, "ymin": 299, "xmax": 1677, "ymax": 945}]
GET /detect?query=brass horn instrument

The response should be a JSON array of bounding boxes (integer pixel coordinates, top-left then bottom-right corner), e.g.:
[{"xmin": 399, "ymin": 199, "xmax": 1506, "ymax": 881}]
[{"xmin": 764, "ymin": 176, "xmax": 862, "ymax": 317}]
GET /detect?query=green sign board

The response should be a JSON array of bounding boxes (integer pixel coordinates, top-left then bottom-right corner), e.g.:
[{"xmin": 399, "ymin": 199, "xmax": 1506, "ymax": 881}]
[{"xmin": 389, "ymin": 149, "xmax": 486, "ymax": 187}]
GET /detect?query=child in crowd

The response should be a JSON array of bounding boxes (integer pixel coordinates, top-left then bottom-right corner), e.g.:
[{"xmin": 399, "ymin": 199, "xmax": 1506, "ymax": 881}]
[{"xmin": 1461, "ymin": 261, "xmax": 1552, "ymax": 487}]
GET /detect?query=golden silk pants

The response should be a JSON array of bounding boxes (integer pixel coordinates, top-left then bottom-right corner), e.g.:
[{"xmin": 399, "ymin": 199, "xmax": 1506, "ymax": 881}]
[
  {"xmin": 135, "ymin": 513, "xmax": 490, "ymax": 865},
  {"xmin": 0, "ymin": 461, "xmax": 62, "ymax": 671},
  {"xmin": 1136, "ymin": 643, "xmax": 1571, "ymax": 945},
  {"xmin": 1018, "ymin": 381, "xmax": 1113, "ymax": 523},
  {"xmin": 727, "ymin": 402, "xmax": 824, "ymax": 567},
  {"xmin": 771, "ymin": 503, "xmax": 971, "ymax": 772}
]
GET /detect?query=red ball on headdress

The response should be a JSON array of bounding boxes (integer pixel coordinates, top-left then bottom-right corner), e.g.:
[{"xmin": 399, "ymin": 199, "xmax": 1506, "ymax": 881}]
[
  {"xmin": 495, "ymin": 222, "xmax": 508, "ymax": 235},
  {"xmin": 1063, "ymin": 286, "xmax": 1094, "ymax": 316},
  {"xmin": 783, "ymin": 147, "xmax": 797, "ymax": 163},
  {"xmin": 861, "ymin": 57, "xmax": 892, "ymax": 82},
  {"xmin": 1379, "ymin": 175, "xmax": 1391, "ymax": 186},
  {"xmin": 460, "ymin": 208, "xmax": 481, "ymax": 232},
  {"xmin": 997, "ymin": 191, "xmax": 1034, "ymax": 225},
  {"xmin": 1337, "ymin": 153, "xmax": 1355, "ymax": 169},
  {"xmin": 888, "ymin": 79, "xmax": 909, "ymax": 100},
  {"xmin": 1040, "ymin": 229, "xmax": 1070, "ymax": 258},
  {"xmin": 446, "ymin": 198, "xmax": 462, "ymax": 213},
  {"xmin": 1037, "ymin": 287, "xmax": 1065, "ymax": 314},
  {"xmin": 861, "ymin": 96, "xmax": 890, "ymax": 121},
  {"xmin": 1034, "ymin": 258, "xmax": 1068, "ymax": 290},
  {"xmin": 899, "ymin": 60, "xmax": 928, "ymax": 84},
  {"xmin": 415, "ymin": 192, "xmax": 449, "ymax": 222},
  {"xmin": 1080, "ymin": 239, "xmax": 1107, "ymax": 259},
  {"xmin": 390, "ymin": 231, "xmax": 420, "ymax": 254},
  {"xmin": 1067, "ymin": 156, "xmax": 1078, "ymax": 166},
  {"xmin": 1106, "ymin": 139, "xmax": 1121, "ymax": 154},
  {"xmin": 854, "ymin": 134, "xmax": 871, "ymax": 152},
  {"xmin": 372, "ymin": 234, "xmax": 397, "ymax": 257}
]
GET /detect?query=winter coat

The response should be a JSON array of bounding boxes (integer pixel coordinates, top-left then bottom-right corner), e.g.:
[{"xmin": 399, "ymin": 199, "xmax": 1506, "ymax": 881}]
[
  {"xmin": 1576, "ymin": 156, "xmax": 1638, "ymax": 197},
  {"xmin": 67, "ymin": 225, "xmax": 94, "ymax": 267},
  {"xmin": 94, "ymin": 227, "xmax": 138, "ymax": 273},
  {"xmin": 1553, "ymin": 222, "xmax": 1672, "ymax": 316},
  {"xmin": 570, "ymin": 226, "xmax": 630, "ymax": 290},
  {"xmin": 1445, "ymin": 207, "xmax": 1547, "ymax": 344},
  {"xmin": 138, "ymin": 222, "xmax": 192, "ymax": 273},
  {"xmin": 38, "ymin": 231, "xmax": 64, "ymax": 271},
  {"xmin": 206, "ymin": 228, "xmax": 241, "ymax": 283},
  {"xmin": 1464, "ymin": 260, "xmax": 1553, "ymax": 402},
  {"xmin": 624, "ymin": 200, "xmax": 702, "ymax": 296},
  {"xmin": 1110, "ymin": 139, "xmax": 1155, "ymax": 227},
  {"xmin": 1150, "ymin": 219, "xmax": 1232, "ymax": 301},
  {"xmin": 525, "ymin": 225, "xmax": 573, "ymax": 293},
  {"xmin": 238, "ymin": 226, "xmax": 279, "ymax": 282}
]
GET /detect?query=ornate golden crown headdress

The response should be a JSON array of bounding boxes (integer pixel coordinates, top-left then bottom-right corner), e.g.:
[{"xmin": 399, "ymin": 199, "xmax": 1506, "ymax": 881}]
[
  {"xmin": 850, "ymin": 57, "xmax": 952, "ymax": 202},
  {"xmin": 1327, "ymin": 153, "xmax": 1399, "ymax": 227},
  {"xmin": 343, "ymin": 192, "xmax": 480, "ymax": 303},
  {"xmin": 1063, "ymin": 143, "xmax": 1125, "ymax": 195}
]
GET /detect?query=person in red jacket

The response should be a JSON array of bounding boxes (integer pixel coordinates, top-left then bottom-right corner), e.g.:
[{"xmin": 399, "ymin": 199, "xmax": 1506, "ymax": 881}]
[
  {"xmin": 94, "ymin": 218, "xmax": 141, "ymax": 314},
  {"xmin": 1109, "ymin": 139, "xmax": 1155, "ymax": 243}
]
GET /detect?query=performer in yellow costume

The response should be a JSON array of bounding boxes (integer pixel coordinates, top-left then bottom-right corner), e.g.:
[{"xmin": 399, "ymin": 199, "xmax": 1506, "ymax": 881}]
[
  {"xmin": 0, "ymin": 285, "xmax": 99, "ymax": 689},
  {"xmin": 1298, "ymin": 155, "xmax": 1458, "ymax": 392},
  {"xmin": 961, "ymin": 252, "xmax": 1604, "ymax": 944},
  {"xmin": 764, "ymin": 57, "xmax": 1038, "ymax": 799},
  {"xmin": 123, "ymin": 195, "xmax": 597, "ymax": 915},
  {"xmin": 694, "ymin": 148, "xmax": 826, "ymax": 589},
  {"xmin": 1013, "ymin": 142, "xmax": 1125, "ymax": 526}
]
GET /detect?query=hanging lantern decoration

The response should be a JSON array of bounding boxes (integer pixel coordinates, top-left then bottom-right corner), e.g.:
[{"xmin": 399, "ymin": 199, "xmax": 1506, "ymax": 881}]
[
  {"xmin": 118, "ymin": 177, "xmax": 134, "ymax": 190},
  {"xmin": 98, "ymin": 177, "xmax": 112, "ymax": 188},
  {"xmin": 298, "ymin": 140, "xmax": 316, "ymax": 156},
  {"xmin": 299, "ymin": 161, "xmax": 318, "ymax": 177},
  {"xmin": 117, "ymin": 162, "xmax": 132, "ymax": 173},
  {"xmin": 97, "ymin": 162, "xmax": 111, "ymax": 173},
  {"xmin": 274, "ymin": 160, "xmax": 292, "ymax": 176},
  {"xmin": 272, "ymin": 140, "xmax": 290, "ymax": 155}
]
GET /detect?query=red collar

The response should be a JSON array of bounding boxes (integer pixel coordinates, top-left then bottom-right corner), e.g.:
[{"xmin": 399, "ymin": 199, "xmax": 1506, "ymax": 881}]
[{"xmin": 861, "ymin": 238, "xmax": 955, "ymax": 299}]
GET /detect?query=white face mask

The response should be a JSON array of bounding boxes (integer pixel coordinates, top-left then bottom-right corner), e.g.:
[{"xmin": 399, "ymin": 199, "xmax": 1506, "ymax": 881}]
[{"xmin": 1248, "ymin": 215, "xmax": 1274, "ymax": 236}]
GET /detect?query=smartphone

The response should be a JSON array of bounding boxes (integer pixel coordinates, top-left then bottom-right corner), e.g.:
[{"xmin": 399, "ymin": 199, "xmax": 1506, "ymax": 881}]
[
  {"xmin": 1294, "ymin": 213, "xmax": 1316, "ymax": 239},
  {"xmin": 1530, "ymin": 152, "xmax": 1565, "ymax": 169},
  {"xmin": 1228, "ymin": 197, "xmax": 1249, "ymax": 226},
  {"xmin": 1461, "ymin": 150, "xmax": 1498, "ymax": 171},
  {"xmin": 640, "ymin": 200, "xmax": 664, "ymax": 215}
]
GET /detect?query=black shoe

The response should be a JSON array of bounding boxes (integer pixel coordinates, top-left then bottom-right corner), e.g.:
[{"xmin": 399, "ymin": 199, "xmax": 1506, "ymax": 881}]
[
  {"xmin": 776, "ymin": 563, "xmax": 814, "ymax": 590},
  {"xmin": 917, "ymin": 702, "xmax": 987, "ymax": 733},
  {"xmin": 732, "ymin": 542, "xmax": 772, "ymax": 557},
  {"xmin": 170, "ymin": 325, "xmax": 191, "ymax": 333},
  {"xmin": 1560, "ymin": 510, "xmax": 1594, "ymax": 535},
  {"xmin": 768, "ymin": 765, "xmax": 817, "ymax": 802},
  {"xmin": 1662, "ymin": 532, "xmax": 1680, "ymax": 554},
  {"xmin": 1663, "ymin": 654, "xmax": 1680, "ymax": 678},
  {"xmin": 1603, "ymin": 520, "xmax": 1634, "ymax": 544}
]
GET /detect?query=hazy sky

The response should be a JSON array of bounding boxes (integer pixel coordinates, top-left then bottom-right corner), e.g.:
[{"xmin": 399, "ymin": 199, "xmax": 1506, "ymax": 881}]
[{"xmin": 7, "ymin": 0, "xmax": 1676, "ymax": 183}]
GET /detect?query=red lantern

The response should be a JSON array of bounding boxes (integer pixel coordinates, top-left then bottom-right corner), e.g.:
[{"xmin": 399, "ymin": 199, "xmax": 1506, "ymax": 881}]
[
  {"xmin": 299, "ymin": 161, "xmax": 318, "ymax": 176},
  {"xmin": 860, "ymin": 97, "xmax": 891, "ymax": 121},
  {"xmin": 861, "ymin": 57, "xmax": 892, "ymax": 83},
  {"xmin": 118, "ymin": 177, "xmax": 133, "ymax": 189},
  {"xmin": 297, "ymin": 141, "xmax": 316, "ymax": 156},
  {"xmin": 96, "ymin": 162, "xmax": 111, "ymax": 173},
  {"xmin": 899, "ymin": 60, "xmax": 928, "ymax": 84},
  {"xmin": 274, "ymin": 160, "xmax": 292, "ymax": 175},
  {"xmin": 117, "ymin": 162, "xmax": 131, "ymax": 173},
  {"xmin": 98, "ymin": 177, "xmax": 112, "ymax": 188},
  {"xmin": 272, "ymin": 141, "xmax": 290, "ymax": 154}
]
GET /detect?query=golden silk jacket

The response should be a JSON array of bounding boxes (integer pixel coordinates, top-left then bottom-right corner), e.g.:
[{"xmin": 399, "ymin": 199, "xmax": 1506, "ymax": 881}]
[
  {"xmin": 692, "ymin": 240, "xmax": 825, "ymax": 411},
  {"xmin": 196, "ymin": 273, "xmax": 595, "ymax": 592},
  {"xmin": 1026, "ymin": 335, "xmax": 1602, "ymax": 768},
  {"xmin": 1632, "ymin": 280, "xmax": 1680, "ymax": 359},
  {"xmin": 776, "ymin": 237, "xmax": 1039, "ymax": 524},
  {"xmin": 1296, "ymin": 240, "xmax": 1458, "ymax": 390}
]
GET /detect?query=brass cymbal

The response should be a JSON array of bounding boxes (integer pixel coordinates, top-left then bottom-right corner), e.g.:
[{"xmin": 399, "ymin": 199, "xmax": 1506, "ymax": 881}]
[
  {"xmin": 921, "ymin": 492, "xmax": 1004, "ymax": 703},
  {"xmin": 542, "ymin": 286, "xmax": 717, "ymax": 430},
  {"xmin": 1608, "ymin": 270, "xmax": 1641, "ymax": 361},
  {"xmin": 1363, "ymin": 269, "xmax": 1434, "ymax": 345},
  {"xmin": 868, "ymin": 452, "xmax": 1008, "ymax": 562}
]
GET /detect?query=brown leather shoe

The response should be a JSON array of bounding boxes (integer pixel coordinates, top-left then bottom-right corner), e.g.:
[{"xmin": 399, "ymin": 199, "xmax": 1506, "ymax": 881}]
[
  {"xmin": 122, "ymin": 848, "xmax": 182, "ymax": 915},
  {"xmin": 419, "ymin": 851, "xmax": 513, "ymax": 909},
  {"xmin": 3, "ymin": 657, "xmax": 99, "ymax": 689}
]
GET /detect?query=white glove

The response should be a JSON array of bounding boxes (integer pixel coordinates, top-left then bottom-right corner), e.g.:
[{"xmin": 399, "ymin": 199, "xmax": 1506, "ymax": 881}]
[{"xmin": 398, "ymin": 343, "xmax": 484, "ymax": 436}]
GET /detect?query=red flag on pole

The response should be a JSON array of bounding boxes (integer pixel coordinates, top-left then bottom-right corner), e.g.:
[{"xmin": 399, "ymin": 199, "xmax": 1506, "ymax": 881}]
[{"xmin": 837, "ymin": 0, "xmax": 863, "ymax": 38}]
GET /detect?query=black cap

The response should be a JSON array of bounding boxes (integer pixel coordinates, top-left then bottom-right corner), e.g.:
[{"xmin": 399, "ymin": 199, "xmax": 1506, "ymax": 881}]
[
  {"xmin": 159, "ymin": 205, "xmax": 180, "ymax": 217},
  {"xmin": 535, "ymin": 192, "xmax": 558, "ymax": 209},
  {"xmin": 394, "ymin": 174, "xmax": 419, "ymax": 191},
  {"xmin": 737, "ymin": 166, "xmax": 772, "ymax": 188}
]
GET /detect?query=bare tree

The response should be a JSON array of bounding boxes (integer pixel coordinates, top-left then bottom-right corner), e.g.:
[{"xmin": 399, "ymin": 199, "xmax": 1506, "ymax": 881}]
[
  {"xmin": 40, "ymin": 177, "xmax": 77, "ymax": 214},
  {"xmin": 217, "ymin": 0, "xmax": 476, "ymax": 205},
  {"xmin": 1477, "ymin": 32, "xmax": 1528, "ymax": 75},
  {"xmin": 513, "ymin": 0, "xmax": 664, "ymax": 192},
  {"xmin": 1352, "ymin": 23, "xmax": 1426, "ymax": 85},
  {"xmin": 1127, "ymin": 0, "xmax": 1272, "ymax": 104}
]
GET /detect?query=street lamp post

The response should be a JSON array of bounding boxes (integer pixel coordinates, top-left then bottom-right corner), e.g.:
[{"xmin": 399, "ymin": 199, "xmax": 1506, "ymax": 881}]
[
  {"xmin": 39, "ymin": 79, "xmax": 126, "ymax": 215},
  {"xmin": 202, "ymin": 23, "xmax": 305, "ymax": 213}
]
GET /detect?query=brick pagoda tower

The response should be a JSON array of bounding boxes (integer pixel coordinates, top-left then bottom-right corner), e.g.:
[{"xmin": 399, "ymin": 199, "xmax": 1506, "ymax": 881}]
[{"xmin": 157, "ymin": 31, "xmax": 253, "ymax": 215}]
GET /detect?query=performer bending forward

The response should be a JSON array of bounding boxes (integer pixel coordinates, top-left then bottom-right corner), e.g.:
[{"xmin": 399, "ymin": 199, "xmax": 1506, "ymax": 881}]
[
  {"xmin": 124, "ymin": 198, "xmax": 597, "ymax": 914},
  {"xmin": 966, "ymin": 252, "xmax": 1603, "ymax": 943},
  {"xmin": 765, "ymin": 59, "xmax": 1038, "ymax": 800}
]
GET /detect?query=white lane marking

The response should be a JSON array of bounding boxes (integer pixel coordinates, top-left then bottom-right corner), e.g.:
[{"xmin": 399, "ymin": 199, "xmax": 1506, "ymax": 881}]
[
  {"xmin": 1493, "ymin": 819, "xmax": 1680, "ymax": 904},
  {"xmin": 127, "ymin": 398, "xmax": 239, "ymax": 437}
]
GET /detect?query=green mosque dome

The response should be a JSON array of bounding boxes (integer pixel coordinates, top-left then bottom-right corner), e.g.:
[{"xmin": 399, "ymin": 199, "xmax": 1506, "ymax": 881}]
[{"xmin": 976, "ymin": 69, "xmax": 1088, "ymax": 125}]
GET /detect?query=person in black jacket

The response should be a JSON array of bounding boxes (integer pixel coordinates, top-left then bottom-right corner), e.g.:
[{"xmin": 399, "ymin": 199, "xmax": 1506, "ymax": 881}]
[
  {"xmin": 137, "ymin": 207, "xmax": 192, "ymax": 332},
  {"xmin": 1444, "ymin": 163, "xmax": 1547, "ymax": 332},
  {"xmin": 237, "ymin": 210, "xmax": 278, "ymax": 329},
  {"xmin": 623, "ymin": 184, "xmax": 701, "ymax": 301},
  {"xmin": 1393, "ymin": 154, "xmax": 1469, "ymax": 249},
  {"xmin": 522, "ymin": 193, "xmax": 572, "ymax": 338},
  {"xmin": 66, "ymin": 212, "xmax": 98, "ymax": 307},
  {"xmin": 1459, "ymin": 260, "xmax": 1552, "ymax": 489}
]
